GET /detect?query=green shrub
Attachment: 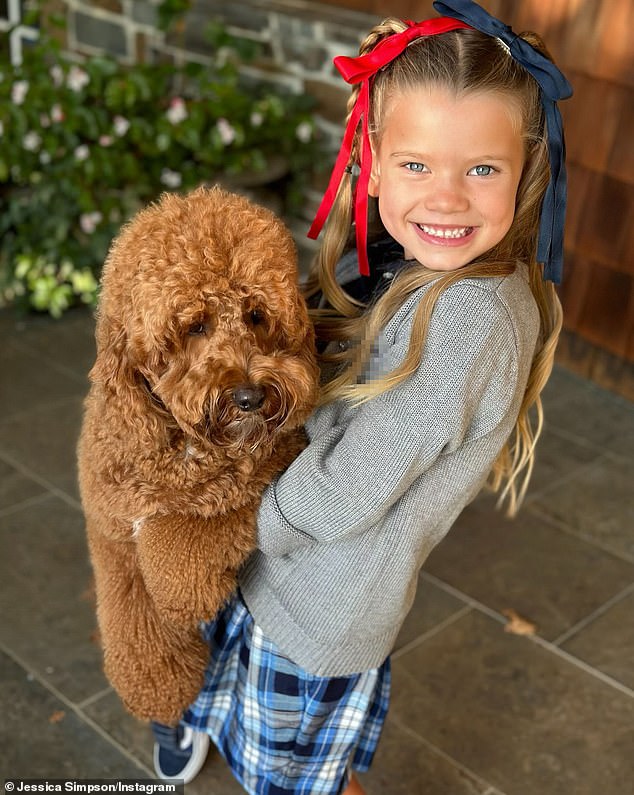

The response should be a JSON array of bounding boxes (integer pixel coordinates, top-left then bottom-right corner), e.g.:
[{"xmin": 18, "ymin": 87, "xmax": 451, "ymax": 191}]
[{"xmin": 0, "ymin": 8, "xmax": 321, "ymax": 316}]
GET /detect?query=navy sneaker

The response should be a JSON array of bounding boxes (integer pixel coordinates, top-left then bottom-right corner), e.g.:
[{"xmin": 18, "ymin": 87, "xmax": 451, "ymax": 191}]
[{"xmin": 152, "ymin": 721, "xmax": 210, "ymax": 783}]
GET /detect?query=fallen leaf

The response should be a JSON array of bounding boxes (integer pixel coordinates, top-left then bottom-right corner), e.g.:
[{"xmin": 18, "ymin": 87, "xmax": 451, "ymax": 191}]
[
  {"xmin": 49, "ymin": 710, "xmax": 66, "ymax": 724},
  {"xmin": 502, "ymin": 608, "xmax": 537, "ymax": 636}
]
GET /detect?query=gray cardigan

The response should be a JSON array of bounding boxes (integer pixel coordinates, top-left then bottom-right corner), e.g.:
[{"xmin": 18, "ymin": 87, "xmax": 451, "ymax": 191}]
[{"xmin": 240, "ymin": 264, "xmax": 539, "ymax": 676}]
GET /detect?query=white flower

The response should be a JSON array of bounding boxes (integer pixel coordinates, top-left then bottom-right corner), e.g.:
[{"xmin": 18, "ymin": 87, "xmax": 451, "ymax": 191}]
[
  {"xmin": 166, "ymin": 97, "xmax": 188, "ymax": 124},
  {"xmin": 160, "ymin": 168, "xmax": 182, "ymax": 188},
  {"xmin": 113, "ymin": 115, "xmax": 130, "ymax": 136},
  {"xmin": 250, "ymin": 111, "xmax": 264, "ymax": 127},
  {"xmin": 23, "ymin": 131, "xmax": 42, "ymax": 151},
  {"xmin": 50, "ymin": 104, "xmax": 64, "ymax": 123},
  {"xmin": 217, "ymin": 118, "xmax": 236, "ymax": 146},
  {"xmin": 11, "ymin": 80, "xmax": 29, "ymax": 105},
  {"xmin": 80, "ymin": 211, "xmax": 103, "ymax": 234},
  {"xmin": 74, "ymin": 144, "xmax": 90, "ymax": 161},
  {"xmin": 296, "ymin": 121, "xmax": 313, "ymax": 143},
  {"xmin": 99, "ymin": 135, "xmax": 114, "ymax": 147},
  {"xmin": 67, "ymin": 65, "xmax": 90, "ymax": 92},
  {"xmin": 39, "ymin": 151, "xmax": 52, "ymax": 165},
  {"xmin": 50, "ymin": 65, "xmax": 64, "ymax": 87}
]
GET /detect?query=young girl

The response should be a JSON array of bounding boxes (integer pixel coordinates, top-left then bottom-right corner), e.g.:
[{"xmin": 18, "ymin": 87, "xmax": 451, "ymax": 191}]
[{"xmin": 152, "ymin": 1, "xmax": 572, "ymax": 792}]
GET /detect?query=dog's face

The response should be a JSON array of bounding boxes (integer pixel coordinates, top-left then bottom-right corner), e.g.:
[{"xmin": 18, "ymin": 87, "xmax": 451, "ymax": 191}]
[{"xmin": 93, "ymin": 187, "xmax": 318, "ymax": 452}]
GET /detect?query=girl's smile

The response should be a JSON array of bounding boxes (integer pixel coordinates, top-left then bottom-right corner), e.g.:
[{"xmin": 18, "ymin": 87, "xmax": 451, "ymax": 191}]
[
  {"xmin": 414, "ymin": 223, "xmax": 475, "ymax": 245},
  {"xmin": 368, "ymin": 86, "xmax": 525, "ymax": 272}
]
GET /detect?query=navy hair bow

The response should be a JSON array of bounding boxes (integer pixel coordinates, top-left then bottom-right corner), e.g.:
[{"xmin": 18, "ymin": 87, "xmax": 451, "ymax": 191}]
[{"xmin": 433, "ymin": 0, "xmax": 573, "ymax": 283}]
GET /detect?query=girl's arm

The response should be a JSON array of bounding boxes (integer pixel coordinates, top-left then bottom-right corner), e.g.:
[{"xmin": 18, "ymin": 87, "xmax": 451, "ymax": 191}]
[{"xmin": 256, "ymin": 280, "xmax": 524, "ymax": 556}]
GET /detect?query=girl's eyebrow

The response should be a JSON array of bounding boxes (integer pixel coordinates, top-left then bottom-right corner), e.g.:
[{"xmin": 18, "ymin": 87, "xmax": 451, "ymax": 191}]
[
  {"xmin": 470, "ymin": 154, "xmax": 516, "ymax": 162},
  {"xmin": 389, "ymin": 151, "xmax": 515, "ymax": 163}
]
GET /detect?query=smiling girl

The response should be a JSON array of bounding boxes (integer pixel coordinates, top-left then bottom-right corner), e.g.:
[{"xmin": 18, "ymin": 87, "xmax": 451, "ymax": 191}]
[{"xmin": 151, "ymin": 2, "xmax": 572, "ymax": 793}]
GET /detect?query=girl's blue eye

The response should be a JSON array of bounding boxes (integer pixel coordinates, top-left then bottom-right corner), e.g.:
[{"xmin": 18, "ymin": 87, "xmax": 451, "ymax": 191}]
[
  {"xmin": 470, "ymin": 164, "xmax": 495, "ymax": 176},
  {"xmin": 405, "ymin": 162, "xmax": 427, "ymax": 173}
]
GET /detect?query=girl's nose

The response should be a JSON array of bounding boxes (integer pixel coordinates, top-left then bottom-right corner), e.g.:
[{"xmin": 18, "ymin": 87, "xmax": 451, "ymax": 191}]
[{"xmin": 423, "ymin": 177, "xmax": 469, "ymax": 214}]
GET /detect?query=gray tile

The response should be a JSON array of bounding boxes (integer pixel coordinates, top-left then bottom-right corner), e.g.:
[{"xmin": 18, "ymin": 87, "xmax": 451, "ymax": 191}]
[
  {"xmin": 0, "ymin": 303, "xmax": 93, "ymax": 340},
  {"xmin": 0, "ymin": 496, "xmax": 107, "ymax": 704},
  {"xmin": 604, "ymin": 426, "xmax": 634, "ymax": 463},
  {"xmin": 562, "ymin": 589, "xmax": 634, "ymax": 690},
  {"xmin": 529, "ymin": 454, "xmax": 634, "ymax": 561},
  {"xmin": 360, "ymin": 715, "xmax": 491, "ymax": 795},
  {"xmin": 541, "ymin": 364, "xmax": 600, "ymax": 419},
  {"xmin": 0, "ymin": 457, "xmax": 47, "ymax": 512},
  {"xmin": 0, "ymin": 342, "xmax": 85, "ymax": 422},
  {"xmin": 394, "ymin": 574, "xmax": 467, "ymax": 652},
  {"xmin": 424, "ymin": 493, "xmax": 634, "ymax": 641},
  {"xmin": 83, "ymin": 690, "xmax": 157, "ymax": 771},
  {"xmin": 540, "ymin": 365, "xmax": 592, "ymax": 411},
  {"xmin": 391, "ymin": 610, "xmax": 634, "ymax": 795},
  {"xmin": 525, "ymin": 425, "xmax": 603, "ymax": 497},
  {"xmin": 541, "ymin": 377, "xmax": 634, "ymax": 452},
  {"xmin": 0, "ymin": 396, "xmax": 84, "ymax": 500},
  {"xmin": 0, "ymin": 650, "xmax": 146, "ymax": 777},
  {"xmin": 14, "ymin": 306, "xmax": 97, "ymax": 382}
]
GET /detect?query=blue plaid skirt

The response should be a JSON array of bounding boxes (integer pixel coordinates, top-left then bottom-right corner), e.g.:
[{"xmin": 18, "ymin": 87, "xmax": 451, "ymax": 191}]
[{"xmin": 183, "ymin": 591, "xmax": 391, "ymax": 795}]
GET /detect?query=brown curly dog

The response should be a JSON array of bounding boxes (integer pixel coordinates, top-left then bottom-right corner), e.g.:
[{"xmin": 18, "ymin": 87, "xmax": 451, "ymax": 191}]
[{"xmin": 78, "ymin": 186, "xmax": 319, "ymax": 725}]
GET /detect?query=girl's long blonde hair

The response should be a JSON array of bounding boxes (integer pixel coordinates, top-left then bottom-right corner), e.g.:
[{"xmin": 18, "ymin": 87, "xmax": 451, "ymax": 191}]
[{"xmin": 306, "ymin": 20, "xmax": 563, "ymax": 516}]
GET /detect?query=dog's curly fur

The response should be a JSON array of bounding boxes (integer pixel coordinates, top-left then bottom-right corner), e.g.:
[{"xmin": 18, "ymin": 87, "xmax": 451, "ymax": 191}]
[{"xmin": 78, "ymin": 187, "xmax": 319, "ymax": 725}]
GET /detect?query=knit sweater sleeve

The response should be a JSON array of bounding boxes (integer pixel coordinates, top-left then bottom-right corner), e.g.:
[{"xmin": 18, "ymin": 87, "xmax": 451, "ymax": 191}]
[{"xmin": 256, "ymin": 279, "xmax": 522, "ymax": 556}]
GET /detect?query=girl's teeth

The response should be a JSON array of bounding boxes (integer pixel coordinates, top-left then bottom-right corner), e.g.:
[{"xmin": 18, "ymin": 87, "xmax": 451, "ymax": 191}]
[{"xmin": 419, "ymin": 225, "xmax": 470, "ymax": 239}]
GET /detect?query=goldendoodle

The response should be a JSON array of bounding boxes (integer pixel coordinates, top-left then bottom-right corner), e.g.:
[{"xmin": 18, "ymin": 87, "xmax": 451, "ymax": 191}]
[{"xmin": 78, "ymin": 186, "xmax": 319, "ymax": 724}]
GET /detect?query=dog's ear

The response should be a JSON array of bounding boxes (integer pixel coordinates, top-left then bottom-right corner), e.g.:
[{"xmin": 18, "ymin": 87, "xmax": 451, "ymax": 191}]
[
  {"xmin": 90, "ymin": 311, "xmax": 177, "ymax": 448},
  {"xmin": 89, "ymin": 311, "xmax": 138, "ymax": 395},
  {"xmin": 285, "ymin": 286, "xmax": 318, "ymax": 357}
]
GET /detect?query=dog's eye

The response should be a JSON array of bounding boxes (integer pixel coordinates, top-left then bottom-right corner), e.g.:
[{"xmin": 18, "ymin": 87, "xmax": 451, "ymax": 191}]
[
  {"xmin": 187, "ymin": 322, "xmax": 207, "ymax": 336},
  {"xmin": 249, "ymin": 309, "xmax": 265, "ymax": 326}
]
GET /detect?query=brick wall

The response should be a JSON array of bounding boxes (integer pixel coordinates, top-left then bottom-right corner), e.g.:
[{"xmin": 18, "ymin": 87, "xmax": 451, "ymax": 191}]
[{"xmin": 32, "ymin": 0, "xmax": 634, "ymax": 396}]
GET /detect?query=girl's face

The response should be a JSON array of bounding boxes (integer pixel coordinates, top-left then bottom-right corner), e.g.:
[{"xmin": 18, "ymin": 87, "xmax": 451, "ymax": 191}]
[{"xmin": 369, "ymin": 86, "xmax": 525, "ymax": 272}]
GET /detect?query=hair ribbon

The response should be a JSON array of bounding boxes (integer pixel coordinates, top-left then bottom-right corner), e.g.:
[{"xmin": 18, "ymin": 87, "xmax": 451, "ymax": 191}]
[
  {"xmin": 307, "ymin": 17, "xmax": 470, "ymax": 277},
  {"xmin": 433, "ymin": 1, "xmax": 573, "ymax": 282}
]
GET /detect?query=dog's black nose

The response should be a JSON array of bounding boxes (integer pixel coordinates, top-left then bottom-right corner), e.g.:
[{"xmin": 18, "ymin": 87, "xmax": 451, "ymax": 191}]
[{"xmin": 232, "ymin": 385, "xmax": 265, "ymax": 412}]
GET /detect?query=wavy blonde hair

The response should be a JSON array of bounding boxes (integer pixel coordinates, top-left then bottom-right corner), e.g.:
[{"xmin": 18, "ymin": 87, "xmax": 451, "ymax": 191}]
[{"xmin": 306, "ymin": 20, "xmax": 564, "ymax": 516}]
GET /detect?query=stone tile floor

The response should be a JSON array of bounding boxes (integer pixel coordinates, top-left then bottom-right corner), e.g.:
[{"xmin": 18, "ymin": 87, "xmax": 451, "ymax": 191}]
[{"xmin": 0, "ymin": 305, "xmax": 632, "ymax": 794}]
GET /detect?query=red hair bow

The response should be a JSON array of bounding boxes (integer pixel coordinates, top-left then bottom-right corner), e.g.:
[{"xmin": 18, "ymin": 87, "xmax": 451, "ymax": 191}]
[{"xmin": 307, "ymin": 17, "xmax": 470, "ymax": 276}]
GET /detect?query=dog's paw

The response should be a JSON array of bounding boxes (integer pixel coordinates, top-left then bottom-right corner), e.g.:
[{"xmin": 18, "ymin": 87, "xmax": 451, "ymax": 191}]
[
  {"xmin": 150, "ymin": 568, "xmax": 237, "ymax": 625},
  {"xmin": 105, "ymin": 629, "xmax": 209, "ymax": 724},
  {"xmin": 136, "ymin": 513, "xmax": 248, "ymax": 624},
  {"xmin": 270, "ymin": 426, "xmax": 309, "ymax": 472}
]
